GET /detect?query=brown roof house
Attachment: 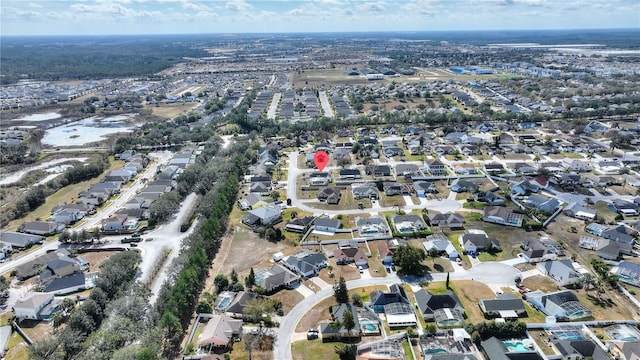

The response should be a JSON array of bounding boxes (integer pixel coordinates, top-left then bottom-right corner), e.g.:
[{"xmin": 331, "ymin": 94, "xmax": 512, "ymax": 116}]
[
  {"xmin": 333, "ymin": 241, "xmax": 368, "ymax": 266},
  {"xmin": 197, "ymin": 314, "xmax": 243, "ymax": 350}
]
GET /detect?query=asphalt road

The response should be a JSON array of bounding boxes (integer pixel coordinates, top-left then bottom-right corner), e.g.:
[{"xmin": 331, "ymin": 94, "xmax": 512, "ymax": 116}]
[{"xmin": 273, "ymin": 262, "xmax": 522, "ymax": 359}]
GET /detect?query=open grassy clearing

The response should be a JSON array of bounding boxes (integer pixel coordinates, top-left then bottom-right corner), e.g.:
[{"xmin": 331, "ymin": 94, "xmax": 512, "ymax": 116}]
[
  {"xmin": 229, "ymin": 340, "xmax": 273, "ymax": 360},
  {"xmin": 292, "ymin": 339, "xmax": 340, "ymax": 360},
  {"xmin": 80, "ymin": 250, "xmax": 124, "ymax": 272},
  {"xmin": 271, "ymin": 289, "xmax": 305, "ymax": 316},
  {"xmin": 144, "ymin": 103, "xmax": 196, "ymax": 119},
  {"xmin": 449, "ymin": 280, "xmax": 495, "ymax": 323},
  {"xmin": 318, "ymin": 262, "xmax": 361, "ymax": 283},
  {"xmin": 528, "ymin": 330, "xmax": 557, "ymax": 355}
]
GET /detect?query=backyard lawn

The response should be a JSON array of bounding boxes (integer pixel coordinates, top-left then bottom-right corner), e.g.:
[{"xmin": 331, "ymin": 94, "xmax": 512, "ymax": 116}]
[{"xmin": 292, "ymin": 339, "xmax": 340, "ymax": 360}]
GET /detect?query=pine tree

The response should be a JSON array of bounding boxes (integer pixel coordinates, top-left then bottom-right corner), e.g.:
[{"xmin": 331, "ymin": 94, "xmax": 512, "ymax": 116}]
[
  {"xmin": 245, "ymin": 267, "xmax": 256, "ymax": 288},
  {"xmin": 333, "ymin": 276, "xmax": 349, "ymax": 304}
]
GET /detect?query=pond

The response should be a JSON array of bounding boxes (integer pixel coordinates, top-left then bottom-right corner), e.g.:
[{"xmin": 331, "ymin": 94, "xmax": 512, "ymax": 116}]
[
  {"xmin": 41, "ymin": 114, "xmax": 137, "ymax": 147},
  {"xmin": 14, "ymin": 112, "xmax": 62, "ymax": 121},
  {"xmin": 0, "ymin": 158, "xmax": 88, "ymax": 185}
]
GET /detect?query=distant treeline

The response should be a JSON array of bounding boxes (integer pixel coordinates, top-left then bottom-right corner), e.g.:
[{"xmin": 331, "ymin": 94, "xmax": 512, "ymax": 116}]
[{"xmin": 0, "ymin": 35, "xmax": 209, "ymax": 84}]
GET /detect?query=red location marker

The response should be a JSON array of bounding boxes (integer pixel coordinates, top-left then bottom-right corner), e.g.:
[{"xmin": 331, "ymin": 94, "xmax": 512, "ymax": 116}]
[{"xmin": 313, "ymin": 151, "xmax": 329, "ymax": 171}]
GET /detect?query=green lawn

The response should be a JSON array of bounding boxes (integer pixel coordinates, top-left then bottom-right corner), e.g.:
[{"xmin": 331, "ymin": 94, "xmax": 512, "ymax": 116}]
[
  {"xmin": 291, "ymin": 339, "xmax": 340, "ymax": 360},
  {"xmin": 593, "ymin": 200, "xmax": 619, "ymax": 224}
]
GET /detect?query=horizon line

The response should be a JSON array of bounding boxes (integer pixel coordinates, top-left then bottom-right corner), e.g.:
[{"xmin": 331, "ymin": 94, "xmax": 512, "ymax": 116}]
[{"xmin": 2, "ymin": 27, "xmax": 639, "ymax": 38}]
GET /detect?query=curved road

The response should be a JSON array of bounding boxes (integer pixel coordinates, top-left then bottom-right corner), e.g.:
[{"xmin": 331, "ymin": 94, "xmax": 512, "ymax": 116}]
[{"xmin": 274, "ymin": 262, "xmax": 522, "ymax": 359}]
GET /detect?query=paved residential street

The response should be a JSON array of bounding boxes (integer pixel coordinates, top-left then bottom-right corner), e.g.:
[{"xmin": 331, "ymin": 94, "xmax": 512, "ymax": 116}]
[{"xmin": 274, "ymin": 262, "xmax": 523, "ymax": 359}]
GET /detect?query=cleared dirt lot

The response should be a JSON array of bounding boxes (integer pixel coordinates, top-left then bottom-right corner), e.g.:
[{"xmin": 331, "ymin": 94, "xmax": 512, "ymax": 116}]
[{"xmin": 80, "ymin": 250, "xmax": 123, "ymax": 272}]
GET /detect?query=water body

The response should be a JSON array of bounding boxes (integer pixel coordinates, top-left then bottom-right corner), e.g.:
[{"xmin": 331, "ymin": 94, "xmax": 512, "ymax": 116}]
[
  {"xmin": 0, "ymin": 158, "xmax": 88, "ymax": 185},
  {"xmin": 41, "ymin": 114, "xmax": 137, "ymax": 147},
  {"xmin": 14, "ymin": 112, "xmax": 62, "ymax": 122}
]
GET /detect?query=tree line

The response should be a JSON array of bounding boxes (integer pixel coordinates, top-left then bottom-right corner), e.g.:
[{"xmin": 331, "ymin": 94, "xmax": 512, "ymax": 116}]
[{"xmin": 29, "ymin": 250, "xmax": 142, "ymax": 360}]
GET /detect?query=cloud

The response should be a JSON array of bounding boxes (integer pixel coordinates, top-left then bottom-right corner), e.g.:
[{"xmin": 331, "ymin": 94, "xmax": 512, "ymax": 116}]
[
  {"xmin": 318, "ymin": 0, "xmax": 343, "ymax": 6},
  {"xmin": 225, "ymin": 0, "xmax": 253, "ymax": 12},
  {"xmin": 182, "ymin": 2, "xmax": 211, "ymax": 11},
  {"xmin": 358, "ymin": 1, "xmax": 387, "ymax": 12},
  {"xmin": 28, "ymin": 3, "xmax": 42, "ymax": 8}
]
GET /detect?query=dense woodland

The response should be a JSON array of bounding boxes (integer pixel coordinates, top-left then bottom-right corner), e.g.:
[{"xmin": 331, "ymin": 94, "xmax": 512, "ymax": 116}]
[{"xmin": 0, "ymin": 35, "xmax": 209, "ymax": 84}]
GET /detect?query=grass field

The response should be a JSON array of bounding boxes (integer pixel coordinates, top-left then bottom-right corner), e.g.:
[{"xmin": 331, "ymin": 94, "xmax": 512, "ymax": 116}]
[
  {"xmin": 292, "ymin": 339, "xmax": 340, "ymax": 360},
  {"xmin": 145, "ymin": 103, "xmax": 197, "ymax": 119}
]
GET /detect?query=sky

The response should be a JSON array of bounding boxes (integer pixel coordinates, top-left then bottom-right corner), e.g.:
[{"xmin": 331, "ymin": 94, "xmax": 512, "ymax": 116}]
[{"xmin": 1, "ymin": 0, "xmax": 639, "ymax": 36}]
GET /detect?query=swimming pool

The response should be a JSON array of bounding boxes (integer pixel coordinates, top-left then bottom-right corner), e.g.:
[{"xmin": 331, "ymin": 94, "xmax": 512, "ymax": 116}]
[
  {"xmin": 504, "ymin": 341, "xmax": 529, "ymax": 352},
  {"xmin": 424, "ymin": 348, "xmax": 448, "ymax": 354},
  {"xmin": 364, "ymin": 323, "xmax": 377, "ymax": 331},
  {"xmin": 552, "ymin": 330, "xmax": 584, "ymax": 341}
]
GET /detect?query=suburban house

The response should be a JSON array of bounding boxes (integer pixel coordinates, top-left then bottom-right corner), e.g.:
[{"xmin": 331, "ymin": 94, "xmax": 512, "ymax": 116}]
[
  {"xmin": 602, "ymin": 225, "xmax": 637, "ymax": 245},
  {"xmin": 484, "ymin": 163, "xmax": 504, "ymax": 174},
  {"xmin": 369, "ymin": 284, "xmax": 410, "ymax": 313},
  {"xmin": 333, "ymin": 242, "xmax": 368, "ymax": 266},
  {"xmin": 481, "ymin": 337, "xmax": 542, "ymax": 360},
  {"xmin": 479, "ymin": 293, "xmax": 527, "ymax": 319},
  {"xmin": 241, "ymin": 205, "xmax": 282, "ymax": 228},
  {"xmin": 383, "ymin": 182, "xmax": 411, "ymax": 196},
  {"xmin": 102, "ymin": 214, "xmax": 129, "ymax": 232},
  {"xmin": 510, "ymin": 180, "xmax": 540, "ymax": 196},
  {"xmin": 283, "ymin": 250, "xmax": 327, "ymax": 278},
  {"xmin": 352, "ymin": 185, "xmax": 379, "ymax": 200},
  {"xmin": 317, "ymin": 187, "xmax": 342, "ymax": 204},
  {"xmin": 256, "ymin": 264, "xmax": 299, "ymax": 294},
  {"xmin": 237, "ymin": 194, "xmax": 271, "ymax": 210},
  {"xmin": 538, "ymin": 260, "xmax": 582, "ymax": 287},
  {"xmin": 371, "ymin": 165, "xmax": 392, "ymax": 177},
  {"xmin": 52, "ymin": 208, "xmax": 83, "ymax": 225},
  {"xmin": 474, "ymin": 191, "xmax": 505, "ymax": 206},
  {"xmin": 284, "ymin": 216, "xmax": 316, "ymax": 234},
  {"xmin": 423, "ymin": 234, "xmax": 459, "ymax": 260},
  {"xmin": 197, "ymin": 314, "xmax": 243, "ymax": 349},
  {"xmin": 13, "ymin": 292, "xmax": 61, "ymax": 321},
  {"xmin": 225, "ymin": 291, "xmax": 259, "ymax": 319},
  {"xmin": 520, "ymin": 238, "xmax": 560, "ymax": 263},
  {"xmin": 356, "ymin": 216, "xmax": 390, "ymax": 238},
  {"xmin": 309, "ymin": 172, "xmax": 332, "ymax": 186},
  {"xmin": 414, "ymin": 181, "xmax": 438, "ymax": 195},
  {"xmin": 339, "ymin": 169, "xmax": 362, "ymax": 180},
  {"xmin": 42, "ymin": 272, "xmax": 94, "ymax": 295},
  {"xmin": 0, "ymin": 231, "xmax": 43, "ymax": 249},
  {"xmin": 314, "ymin": 218, "xmax": 341, "ymax": 234},
  {"xmin": 390, "ymin": 214, "xmax": 427, "ymax": 234},
  {"xmin": 450, "ymin": 179, "xmax": 478, "ymax": 193},
  {"xmin": 596, "ymin": 240, "xmax": 633, "ymax": 261},
  {"xmin": 563, "ymin": 203, "xmax": 597, "ymax": 221},
  {"xmin": 459, "ymin": 231, "xmax": 501, "ymax": 254},
  {"xmin": 552, "ymin": 339, "xmax": 609, "ymax": 360},
  {"xmin": 414, "ymin": 289, "xmax": 465, "ymax": 327},
  {"xmin": 320, "ymin": 304, "xmax": 362, "ymax": 341},
  {"xmin": 425, "ymin": 159, "xmax": 446, "ymax": 175},
  {"xmin": 429, "ymin": 212, "xmax": 465, "ymax": 230},
  {"xmin": 525, "ymin": 290, "xmax": 592, "ymax": 320},
  {"xmin": 377, "ymin": 238, "xmax": 408, "ymax": 264},
  {"xmin": 18, "ymin": 221, "xmax": 65, "ymax": 236},
  {"xmin": 483, "ymin": 206, "xmax": 524, "ymax": 227},
  {"xmin": 395, "ymin": 164, "xmax": 422, "ymax": 178},
  {"xmin": 611, "ymin": 261, "xmax": 640, "ymax": 287},
  {"xmin": 522, "ymin": 195, "xmax": 561, "ymax": 213}
]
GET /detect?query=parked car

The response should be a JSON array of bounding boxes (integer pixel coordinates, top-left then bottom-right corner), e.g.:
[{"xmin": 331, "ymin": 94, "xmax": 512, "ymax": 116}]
[{"xmin": 307, "ymin": 329, "xmax": 318, "ymax": 340}]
